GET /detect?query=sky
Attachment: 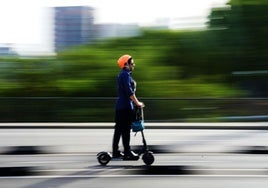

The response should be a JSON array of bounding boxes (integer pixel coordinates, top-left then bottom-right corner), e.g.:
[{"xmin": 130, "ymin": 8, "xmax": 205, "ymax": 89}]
[{"xmin": 0, "ymin": 0, "xmax": 228, "ymax": 55}]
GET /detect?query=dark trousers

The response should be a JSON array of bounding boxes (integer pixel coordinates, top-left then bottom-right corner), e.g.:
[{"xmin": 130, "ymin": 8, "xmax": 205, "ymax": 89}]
[{"xmin": 112, "ymin": 109, "xmax": 133, "ymax": 154}]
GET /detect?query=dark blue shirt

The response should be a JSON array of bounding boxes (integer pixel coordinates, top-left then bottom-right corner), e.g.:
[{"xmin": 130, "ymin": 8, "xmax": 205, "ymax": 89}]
[{"xmin": 115, "ymin": 69, "xmax": 135, "ymax": 110}]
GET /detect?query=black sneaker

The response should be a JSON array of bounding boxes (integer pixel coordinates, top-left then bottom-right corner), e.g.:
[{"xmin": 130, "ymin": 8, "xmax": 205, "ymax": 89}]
[
  {"xmin": 123, "ymin": 151, "xmax": 139, "ymax": 160},
  {"xmin": 112, "ymin": 151, "xmax": 124, "ymax": 158}
]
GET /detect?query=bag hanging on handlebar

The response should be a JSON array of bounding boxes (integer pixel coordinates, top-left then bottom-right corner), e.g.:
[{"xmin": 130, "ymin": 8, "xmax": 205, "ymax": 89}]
[
  {"xmin": 132, "ymin": 120, "xmax": 144, "ymax": 132},
  {"xmin": 132, "ymin": 106, "xmax": 144, "ymax": 132}
]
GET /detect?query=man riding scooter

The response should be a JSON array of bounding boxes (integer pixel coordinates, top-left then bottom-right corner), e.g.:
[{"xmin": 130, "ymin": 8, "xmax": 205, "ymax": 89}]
[{"xmin": 112, "ymin": 54, "xmax": 145, "ymax": 160}]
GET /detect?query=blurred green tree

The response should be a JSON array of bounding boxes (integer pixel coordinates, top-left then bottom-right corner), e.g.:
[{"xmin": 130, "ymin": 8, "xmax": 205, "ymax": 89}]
[{"xmin": 207, "ymin": 0, "xmax": 268, "ymax": 96}]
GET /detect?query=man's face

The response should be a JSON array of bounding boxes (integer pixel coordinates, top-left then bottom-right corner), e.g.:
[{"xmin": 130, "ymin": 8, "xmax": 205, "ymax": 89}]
[{"xmin": 129, "ymin": 59, "xmax": 135, "ymax": 71}]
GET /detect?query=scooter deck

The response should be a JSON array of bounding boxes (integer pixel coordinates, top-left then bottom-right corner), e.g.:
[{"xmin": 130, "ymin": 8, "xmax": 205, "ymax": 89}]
[
  {"xmin": 112, "ymin": 157, "xmax": 140, "ymax": 161},
  {"xmin": 109, "ymin": 152, "xmax": 140, "ymax": 161}
]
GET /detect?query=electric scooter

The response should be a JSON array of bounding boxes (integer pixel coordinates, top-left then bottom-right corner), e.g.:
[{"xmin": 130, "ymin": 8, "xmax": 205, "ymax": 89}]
[{"xmin": 97, "ymin": 107, "xmax": 155, "ymax": 166}]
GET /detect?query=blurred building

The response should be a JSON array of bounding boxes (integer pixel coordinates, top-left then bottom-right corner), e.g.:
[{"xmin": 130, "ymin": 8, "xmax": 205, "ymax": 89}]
[
  {"xmin": 54, "ymin": 6, "xmax": 95, "ymax": 52},
  {"xmin": 0, "ymin": 45, "xmax": 18, "ymax": 56},
  {"xmin": 94, "ymin": 24, "xmax": 141, "ymax": 40},
  {"xmin": 169, "ymin": 17, "xmax": 208, "ymax": 30}
]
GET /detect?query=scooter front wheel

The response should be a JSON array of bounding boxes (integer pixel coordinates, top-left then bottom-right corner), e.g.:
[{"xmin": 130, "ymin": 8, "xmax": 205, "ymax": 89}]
[
  {"xmin": 142, "ymin": 151, "xmax": 154, "ymax": 165},
  {"xmin": 97, "ymin": 152, "xmax": 112, "ymax": 165}
]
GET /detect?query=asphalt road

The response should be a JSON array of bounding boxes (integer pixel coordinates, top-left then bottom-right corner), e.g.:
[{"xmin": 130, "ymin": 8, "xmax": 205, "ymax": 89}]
[{"xmin": 0, "ymin": 124, "xmax": 268, "ymax": 187}]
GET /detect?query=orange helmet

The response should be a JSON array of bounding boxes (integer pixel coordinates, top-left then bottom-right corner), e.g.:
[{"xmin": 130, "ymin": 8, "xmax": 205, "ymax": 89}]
[{"xmin": 117, "ymin": 54, "xmax": 132, "ymax": 69}]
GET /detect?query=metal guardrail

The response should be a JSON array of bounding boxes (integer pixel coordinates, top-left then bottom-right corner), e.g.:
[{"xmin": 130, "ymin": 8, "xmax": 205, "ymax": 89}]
[
  {"xmin": 0, "ymin": 97, "xmax": 267, "ymax": 122},
  {"xmin": 0, "ymin": 122, "xmax": 268, "ymax": 130}
]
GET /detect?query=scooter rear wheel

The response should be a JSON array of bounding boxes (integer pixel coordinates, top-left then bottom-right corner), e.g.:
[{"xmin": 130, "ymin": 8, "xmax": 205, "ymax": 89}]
[
  {"xmin": 142, "ymin": 151, "xmax": 154, "ymax": 165},
  {"xmin": 97, "ymin": 152, "xmax": 112, "ymax": 165}
]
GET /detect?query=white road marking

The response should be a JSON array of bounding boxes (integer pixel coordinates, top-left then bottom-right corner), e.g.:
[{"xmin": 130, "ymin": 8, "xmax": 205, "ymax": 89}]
[{"xmin": 0, "ymin": 174, "xmax": 268, "ymax": 179}]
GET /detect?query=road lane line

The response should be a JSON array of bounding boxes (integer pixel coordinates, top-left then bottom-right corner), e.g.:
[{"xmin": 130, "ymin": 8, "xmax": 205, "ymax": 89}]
[{"xmin": 1, "ymin": 174, "xmax": 268, "ymax": 179}]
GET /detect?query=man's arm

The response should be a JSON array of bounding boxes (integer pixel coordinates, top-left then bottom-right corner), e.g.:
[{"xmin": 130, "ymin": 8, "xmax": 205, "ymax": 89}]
[{"xmin": 130, "ymin": 94, "xmax": 145, "ymax": 107}]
